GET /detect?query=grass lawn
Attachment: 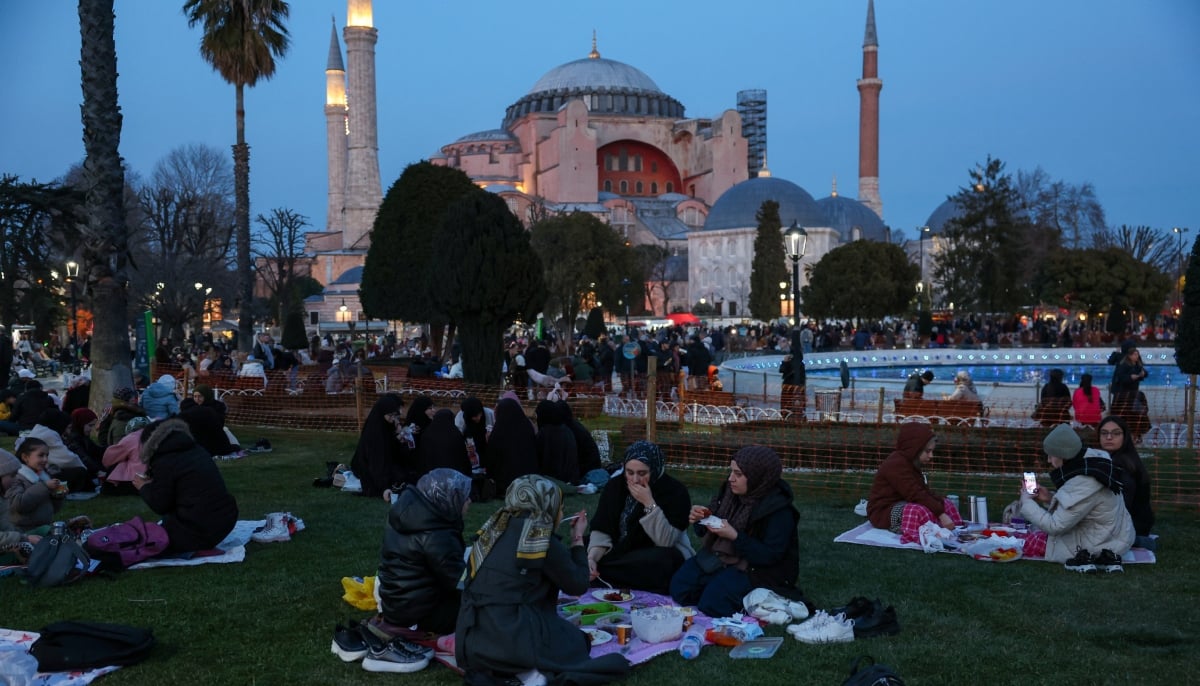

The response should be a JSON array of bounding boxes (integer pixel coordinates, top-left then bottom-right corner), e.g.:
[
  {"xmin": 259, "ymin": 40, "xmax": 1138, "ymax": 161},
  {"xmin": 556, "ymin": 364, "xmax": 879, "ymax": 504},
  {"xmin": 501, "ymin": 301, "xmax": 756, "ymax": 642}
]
[{"xmin": 3, "ymin": 425, "xmax": 1196, "ymax": 686}]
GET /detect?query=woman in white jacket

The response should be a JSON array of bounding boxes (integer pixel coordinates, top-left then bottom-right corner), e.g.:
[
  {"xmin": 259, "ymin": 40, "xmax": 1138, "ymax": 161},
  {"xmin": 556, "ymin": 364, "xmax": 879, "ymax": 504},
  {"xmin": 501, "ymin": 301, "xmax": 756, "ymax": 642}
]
[{"xmin": 1019, "ymin": 424, "xmax": 1135, "ymax": 573}]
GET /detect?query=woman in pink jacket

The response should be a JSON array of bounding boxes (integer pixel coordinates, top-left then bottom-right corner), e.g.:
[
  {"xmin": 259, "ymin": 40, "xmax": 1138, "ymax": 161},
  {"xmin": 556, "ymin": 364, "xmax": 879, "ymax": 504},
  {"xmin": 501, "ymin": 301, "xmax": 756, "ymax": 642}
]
[{"xmin": 1071, "ymin": 373, "xmax": 1105, "ymax": 428}]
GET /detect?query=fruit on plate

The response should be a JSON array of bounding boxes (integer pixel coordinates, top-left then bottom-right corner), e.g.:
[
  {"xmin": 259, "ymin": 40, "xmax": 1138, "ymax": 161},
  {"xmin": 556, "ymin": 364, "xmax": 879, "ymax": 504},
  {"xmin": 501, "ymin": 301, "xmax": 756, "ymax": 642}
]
[{"xmin": 987, "ymin": 547, "xmax": 1020, "ymax": 561}]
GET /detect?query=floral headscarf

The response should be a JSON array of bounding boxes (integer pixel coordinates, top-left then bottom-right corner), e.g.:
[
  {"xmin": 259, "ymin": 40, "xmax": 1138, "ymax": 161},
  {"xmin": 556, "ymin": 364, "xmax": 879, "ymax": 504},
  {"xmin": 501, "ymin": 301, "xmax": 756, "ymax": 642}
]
[
  {"xmin": 416, "ymin": 468, "xmax": 473, "ymax": 522},
  {"xmin": 467, "ymin": 475, "xmax": 562, "ymax": 579}
]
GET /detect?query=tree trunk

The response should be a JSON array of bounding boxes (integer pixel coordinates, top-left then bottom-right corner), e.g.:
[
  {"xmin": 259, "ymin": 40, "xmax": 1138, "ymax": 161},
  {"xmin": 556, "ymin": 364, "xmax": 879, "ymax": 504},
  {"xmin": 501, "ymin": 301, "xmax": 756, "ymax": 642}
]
[
  {"xmin": 460, "ymin": 319, "xmax": 504, "ymax": 386},
  {"xmin": 234, "ymin": 83, "xmax": 253, "ymax": 353},
  {"xmin": 78, "ymin": 0, "xmax": 132, "ymax": 410}
]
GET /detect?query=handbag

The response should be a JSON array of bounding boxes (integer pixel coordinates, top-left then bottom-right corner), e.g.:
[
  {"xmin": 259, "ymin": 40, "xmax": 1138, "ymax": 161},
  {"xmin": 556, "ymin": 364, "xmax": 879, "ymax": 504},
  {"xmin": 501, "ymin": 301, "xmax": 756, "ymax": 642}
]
[{"xmin": 842, "ymin": 655, "xmax": 905, "ymax": 685}]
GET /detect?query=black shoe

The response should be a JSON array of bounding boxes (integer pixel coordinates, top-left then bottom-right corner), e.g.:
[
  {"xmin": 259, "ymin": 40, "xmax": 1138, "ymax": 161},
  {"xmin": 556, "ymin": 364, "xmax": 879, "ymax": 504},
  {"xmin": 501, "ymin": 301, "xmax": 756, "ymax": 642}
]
[
  {"xmin": 331, "ymin": 622, "xmax": 369, "ymax": 662},
  {"xmin": 853, "ymin": 604, "xmax": 901, "ymax": 638},
  {"xmin": 831, "ymin": 596, "xmax": 877, "ymax": 620},
  {"xmin": 1064, "ymin": 547, "xmax": 1096, "ymax": 573},
  {"xmin": 1093, "ymin": 549, "xmax": 1124, "ymax": 573}
]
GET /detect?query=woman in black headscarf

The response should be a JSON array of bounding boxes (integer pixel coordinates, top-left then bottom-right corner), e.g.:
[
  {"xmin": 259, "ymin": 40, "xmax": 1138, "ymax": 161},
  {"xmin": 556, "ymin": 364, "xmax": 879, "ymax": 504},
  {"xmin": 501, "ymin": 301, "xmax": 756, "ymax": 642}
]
[
  {"xmin": 670, "ymin": 445, "xmax": 802, "ymax": 617},
  {"xmin": 482, "ymin": 397, "xmax": 537, "ymax": 494},
  {"xmin": 404, "ymin": 396, "xmax": 435, "ymax": 449},
  {"xmin": 418, "ymin": 409, "xmax": 471, "ymax": 477},
  {"xmin": 587, "ymin": 441, "xmax": 692, "ymax": 594},
  {"xmin": 558, "ymin": 401, "xmax": 603, "ymax": 483},
  {"xmin": 350, "ymin": 394, "xmax": 419, "ymax": 498},
  {"xmin": 455, "ymin": 397, "xmax": 493, "ymax": 468},
  {"xmin": 535, "ymin": 400, "xmax": 577, "ymax": 484}
]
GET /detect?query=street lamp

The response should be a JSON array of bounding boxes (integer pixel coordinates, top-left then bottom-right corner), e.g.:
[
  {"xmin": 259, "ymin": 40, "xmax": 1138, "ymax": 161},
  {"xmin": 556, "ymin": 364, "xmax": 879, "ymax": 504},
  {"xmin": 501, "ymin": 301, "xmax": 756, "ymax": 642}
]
[
  {"xmin": 919, "ymin": 225, "xmax": 931, "ymax": 295},
  {"xmin": 621, "ymin": 278, "xmax": 631, "ymax": 334},
  {"xmin": 1174, "ymin": 227, "xmax": 1190, "ymax": 314},
  {"xmin": 65, "ymin": 260, "xmax": 79, "ymax": 344},
  {"xmin": 785, "ymin": 221, "xmax": 808, "ymax": 327}
]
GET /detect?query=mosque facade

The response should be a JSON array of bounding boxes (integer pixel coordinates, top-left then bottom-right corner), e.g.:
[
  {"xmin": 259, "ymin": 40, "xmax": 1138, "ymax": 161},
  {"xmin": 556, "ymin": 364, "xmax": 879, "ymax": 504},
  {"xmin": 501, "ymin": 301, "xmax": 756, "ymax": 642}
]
[{"xmin": 305, "ymin": 0, "xmax": 901, "ymax": 331}]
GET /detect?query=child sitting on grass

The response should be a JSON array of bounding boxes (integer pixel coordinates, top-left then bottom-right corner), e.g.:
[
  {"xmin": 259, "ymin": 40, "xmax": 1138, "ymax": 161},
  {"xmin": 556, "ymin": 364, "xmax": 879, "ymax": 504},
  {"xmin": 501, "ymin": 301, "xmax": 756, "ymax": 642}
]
[
  {"xmin": 4, "ymin": 437, "xmax": 66, "ymax": 533},
  {"xmin": 0, "ymin": 448, "xmax": 41, "ymax": 563}
]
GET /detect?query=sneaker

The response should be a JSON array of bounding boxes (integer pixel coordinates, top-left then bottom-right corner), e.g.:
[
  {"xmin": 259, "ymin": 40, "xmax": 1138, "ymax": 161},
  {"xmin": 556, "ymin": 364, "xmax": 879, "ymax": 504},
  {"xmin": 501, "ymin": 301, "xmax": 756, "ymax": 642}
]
[
  {"xmin": 788, "ymin": 611, "xmax": 855, "ymax": 644},
  {"xmin": 853, "ymin": 499, "xmax": 868, "ymax": 517},
  {"xmin": 252, "ymin": 513, "xmax": 291, "ymax": 543},
  {"xmin": 831, "ymin": 596, "xmax": 877, "ymax": 621},
  {"xmin": 331, "ymin": 622, "xmax": 369, "ymax": 662},
  {"xmin": 1063, "ymin": 547, "xmax": 1096, "ymax": 574},
  {"xmin": 853, "ymin": 604, "xmax": 901, "ymax": 638},
  {"xmin": 361, "ymin": 637, "xmax": 432, "ymax": 673},
  {"xmin": 576, "ymin": 483, "xmax": 597, "ymax": 495},
  {"xmin": 1093, "ymin": 548, "xmax": 1124, "ymax": 573}
]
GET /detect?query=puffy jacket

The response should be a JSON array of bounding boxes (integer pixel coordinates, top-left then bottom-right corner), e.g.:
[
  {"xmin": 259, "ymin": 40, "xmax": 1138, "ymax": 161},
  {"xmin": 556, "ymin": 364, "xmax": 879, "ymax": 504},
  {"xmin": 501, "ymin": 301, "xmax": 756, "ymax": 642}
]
[
  {"xmin": 141, "ymin": 377, "xmax": 180, "ymax": 419},
  {"xmin": 1020, "ymin": 468, "xmax": 1135, "ymax": 563},
  {"xmin": 139, "ymin": 419, "xmax": 238, "ymax": 553},
  {"xmin": 377, "ymin": 485, "xmax": 466, "ymax": 627}
]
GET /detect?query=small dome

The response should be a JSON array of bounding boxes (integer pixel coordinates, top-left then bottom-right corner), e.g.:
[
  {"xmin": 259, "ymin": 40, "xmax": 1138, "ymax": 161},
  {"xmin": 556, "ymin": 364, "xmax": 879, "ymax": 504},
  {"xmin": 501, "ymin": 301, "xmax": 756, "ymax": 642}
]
[
  {"xmin": 704, "ymin": 177, "xmax": 826, "ymax": 231},
  {"xmin": 527, "ymin": 57, "xmax": 663, "ymax": 95},
  {"xmin": 330, "ymin": 266, "xmax": 363, "ymax": 286},
  {"xmin": 816, "ymin": 195, "xmax": 887, "ymax": 242},
  {"xmin": 924, "ymin": 198, "xmax": 964, "ymax": 235},
  {"xmin": 454, "ymin": 129, "xmax": 516, "ymax": 144}
]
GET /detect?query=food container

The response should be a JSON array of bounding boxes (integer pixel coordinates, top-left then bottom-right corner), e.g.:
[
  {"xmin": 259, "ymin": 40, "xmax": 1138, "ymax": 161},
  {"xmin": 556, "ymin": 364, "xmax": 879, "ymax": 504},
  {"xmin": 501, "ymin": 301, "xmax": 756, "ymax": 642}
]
[
  {"xmin": 559, "ymin": 602, "xmax": 625, "ymax": 626},
  {"xmin": 630, "ymin": 606, "xmax": 684, "ymax": 644},
  {"xmin": 963, "ymin": 536, "xmax": 1025, "ymax": 562}
]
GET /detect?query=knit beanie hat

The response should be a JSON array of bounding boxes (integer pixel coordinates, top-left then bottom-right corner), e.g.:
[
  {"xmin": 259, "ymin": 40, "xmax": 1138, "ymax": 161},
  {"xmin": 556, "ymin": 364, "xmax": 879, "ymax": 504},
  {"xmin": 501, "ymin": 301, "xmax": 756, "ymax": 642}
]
[
  {"xmin": 1043, "ymin": 423, "xmax": 1083, "ymax": 461},
  {"xmin": 113, "ymin": 386, "xmax": 137, "ymax": 403}
]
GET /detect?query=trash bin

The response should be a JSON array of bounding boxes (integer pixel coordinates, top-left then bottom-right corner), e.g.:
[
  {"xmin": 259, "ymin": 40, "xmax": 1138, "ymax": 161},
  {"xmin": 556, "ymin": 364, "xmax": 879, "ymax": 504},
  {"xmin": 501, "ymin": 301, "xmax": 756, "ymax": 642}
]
[{"xmin": 814, "ymin": 389, "xmax": 842, "ymax": 421}]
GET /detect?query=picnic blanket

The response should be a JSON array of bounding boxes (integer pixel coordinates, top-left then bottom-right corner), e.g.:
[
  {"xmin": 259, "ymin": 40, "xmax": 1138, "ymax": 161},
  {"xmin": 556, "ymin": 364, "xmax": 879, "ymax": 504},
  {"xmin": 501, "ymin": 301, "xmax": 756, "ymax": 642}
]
[
  {"xmin": 0, "ymin": 628, "xmax": 118, "ymax": 685},
  {"xmin": 834, "ymin": 521, "xmax": 1157, "ymax": 564},
  {"xmin": 126, "ymin": 519, "xmax": 259, "ymax": 570}
]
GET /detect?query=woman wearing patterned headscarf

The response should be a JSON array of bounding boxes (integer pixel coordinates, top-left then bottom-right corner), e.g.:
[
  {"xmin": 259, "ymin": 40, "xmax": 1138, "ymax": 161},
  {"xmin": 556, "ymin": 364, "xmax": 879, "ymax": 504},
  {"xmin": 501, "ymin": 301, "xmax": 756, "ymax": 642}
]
[
  {"xmin": 376, "ymin": 469, "xmax": 473, "ymax": 636},
  {"xmin": 586, "ymin": 441, "xmax": 692, "ymax": 594},
  {"xmin": 669, "ymin": 445, "xmax": 803, "ymax": 618},
  {"xmin": 456, "ymin": 475, "xmax": 630, "ymax": 686}
]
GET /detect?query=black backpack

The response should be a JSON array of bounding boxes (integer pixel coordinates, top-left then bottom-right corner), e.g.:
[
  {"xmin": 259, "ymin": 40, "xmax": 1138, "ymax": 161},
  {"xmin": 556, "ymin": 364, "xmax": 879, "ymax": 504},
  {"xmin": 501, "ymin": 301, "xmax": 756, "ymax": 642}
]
[
  {"xmin": 29, "ymin": 621, "xmax": 156, "ymax": 672},
  {"xmin": 22, "ymin": 532, "xmax": 89, "ymax": 588},
  {"xmin": 843, "ymin": 655, "xmax": 905, "ymax": 686}
]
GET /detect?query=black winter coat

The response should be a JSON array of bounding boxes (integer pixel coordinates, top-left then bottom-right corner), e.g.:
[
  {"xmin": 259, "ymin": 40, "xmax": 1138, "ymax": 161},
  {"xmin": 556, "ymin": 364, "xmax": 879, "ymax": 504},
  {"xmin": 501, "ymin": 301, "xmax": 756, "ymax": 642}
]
[
  {"xmin": 377, "ymin": 485, "xmax": 465, "ymax": 627},
  {"xmin": 139, "ymin": 419, "xmax": 238, "ymax": 553}
]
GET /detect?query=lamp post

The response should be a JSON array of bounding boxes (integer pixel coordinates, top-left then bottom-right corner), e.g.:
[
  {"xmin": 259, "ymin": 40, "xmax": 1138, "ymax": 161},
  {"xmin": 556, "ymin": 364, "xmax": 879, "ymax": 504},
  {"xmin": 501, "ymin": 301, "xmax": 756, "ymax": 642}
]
[
  {"xmin": 65, "ymin": 260, "xmax": 79, "ymax": 345},
  {"xmin": 919, "ymin": 225, "xmax": 931, "ymax": 300},
  {"xmin": 621, "ymin": 278, "xmax": 631, "ymax": 334},
  {"xmin": 1174, "ymin": 227, "xmax": 1190, "ymax": 316},
  {"xmin": 339, "ymin": 299, "xmax": 356, "ymax": 340},
  {"xmin": 785, "ymin": 221, "xmax": 808, "ymax": 328}
]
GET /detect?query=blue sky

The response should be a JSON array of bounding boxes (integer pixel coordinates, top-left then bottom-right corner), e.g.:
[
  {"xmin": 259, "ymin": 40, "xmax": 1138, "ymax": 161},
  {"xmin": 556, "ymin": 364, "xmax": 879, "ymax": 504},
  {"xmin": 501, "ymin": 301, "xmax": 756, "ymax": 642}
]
[{"xmin": 2, "ymin": 1, "xmax": 1197, "ymax": 244}]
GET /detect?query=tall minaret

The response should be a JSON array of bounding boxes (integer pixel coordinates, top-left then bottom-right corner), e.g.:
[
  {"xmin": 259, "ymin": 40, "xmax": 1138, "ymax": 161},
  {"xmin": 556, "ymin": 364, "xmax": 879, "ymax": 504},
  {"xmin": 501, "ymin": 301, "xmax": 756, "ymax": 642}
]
[
  {"xmin": 856, "ymin": 0, "xmax": 883, "ymax": 217},
  {"xmin": 342, "ymin": 0, "xmax": 382, "ymax": 250},
  {"xmin": 325, "ymin": 18, "xmax": 348, "ymax": 233}
]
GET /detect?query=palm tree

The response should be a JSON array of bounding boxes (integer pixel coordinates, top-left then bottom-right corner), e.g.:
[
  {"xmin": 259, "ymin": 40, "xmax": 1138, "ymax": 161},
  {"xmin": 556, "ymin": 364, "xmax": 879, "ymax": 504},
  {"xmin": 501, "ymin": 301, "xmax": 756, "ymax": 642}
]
[
  {"xmin": 183, "ymin": 0, "xmax": 290, "ymax": 352},
  {"xmin": 78, "ymin": 0, "xmax": 133, "ymax": 408}
]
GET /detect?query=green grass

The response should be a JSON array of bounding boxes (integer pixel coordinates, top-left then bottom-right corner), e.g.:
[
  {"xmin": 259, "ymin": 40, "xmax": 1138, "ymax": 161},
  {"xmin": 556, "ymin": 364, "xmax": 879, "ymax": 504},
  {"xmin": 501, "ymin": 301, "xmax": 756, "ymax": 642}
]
[{"xmin": 3, "ymin": 427, "xmax": 1197, "ymax": 686}]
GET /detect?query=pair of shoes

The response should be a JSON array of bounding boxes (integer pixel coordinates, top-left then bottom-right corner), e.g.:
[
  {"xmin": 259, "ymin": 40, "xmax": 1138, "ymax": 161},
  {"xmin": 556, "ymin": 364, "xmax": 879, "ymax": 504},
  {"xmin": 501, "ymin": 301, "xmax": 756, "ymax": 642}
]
[
  {"xmin": 247, "ymin": 438, "xmax": 272, "ymax": 453},
  {"xmin": 853, "ymin": 604, "xmax": 901, "ymax": 638},
  {"xmin": 853, "ymin": 499, "xmax": 868, "ymax": 517},
  {"xmin": 1093, "ymin": 548, "xmax": 1124, "ymax": 573},
  {"xmin": 1064, "ymin": 547, "xmax": 1097, "ymax": 573},
  {"xmin": 331, "ymin": 621, "xmax": 369, "ymax": 662},
  {"xmin": 252, "ymin": 512, "xmax": 305, "ymax": 543},
  {"xmin": 361, "ymin": 637, "xmax": 432, "ymax": 673},
  {"xmin": 786, "ymin": 610, "xmax": 855, "ymax": 644},
  {"xmin": 830, "ymin": 596, "xmax": 876, "ymax": 621}
]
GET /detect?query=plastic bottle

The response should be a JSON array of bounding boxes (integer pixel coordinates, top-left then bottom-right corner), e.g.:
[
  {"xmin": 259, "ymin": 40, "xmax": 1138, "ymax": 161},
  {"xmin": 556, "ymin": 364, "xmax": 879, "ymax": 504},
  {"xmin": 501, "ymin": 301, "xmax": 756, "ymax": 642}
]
[{"xmin": 677, "ymin": 626, "xmax": 704, "ymax": 660}]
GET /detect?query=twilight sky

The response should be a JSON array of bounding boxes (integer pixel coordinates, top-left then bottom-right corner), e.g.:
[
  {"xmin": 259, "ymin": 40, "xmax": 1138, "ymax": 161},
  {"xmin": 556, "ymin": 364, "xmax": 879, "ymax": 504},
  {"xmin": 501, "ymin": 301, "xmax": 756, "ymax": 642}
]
[{"xmin": 2, "ymin": 1, "xmax": 1197, "ymax": 244}]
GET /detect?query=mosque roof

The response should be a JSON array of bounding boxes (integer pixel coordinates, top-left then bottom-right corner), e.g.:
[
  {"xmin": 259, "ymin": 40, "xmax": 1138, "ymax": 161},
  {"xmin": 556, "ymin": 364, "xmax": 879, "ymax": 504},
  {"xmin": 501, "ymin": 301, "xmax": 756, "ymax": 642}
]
[
  {"xmin": 454, "ymin": 129, "xmax": 516, "ymax": 143},
  {"xmin": 330, "ymin": 266, "xmax": 363, "ymax": 286},
  {"xmin": 815, "ymin": 195, "xmax": 887, "ymax": 242},
  {"xmin": 924, "ymin": 198, "xmax": 965, "ymax": 235},
  {"xmin": 326, "ymin": 21, "xmax": 344, "ymax": 71},
  {"xmin": 703, "ymin": 177, "xmax": 826, "ymax": 231},
  {"xmin": 527, "ymin": 57, "xmax": 663, "ymax": 95}
]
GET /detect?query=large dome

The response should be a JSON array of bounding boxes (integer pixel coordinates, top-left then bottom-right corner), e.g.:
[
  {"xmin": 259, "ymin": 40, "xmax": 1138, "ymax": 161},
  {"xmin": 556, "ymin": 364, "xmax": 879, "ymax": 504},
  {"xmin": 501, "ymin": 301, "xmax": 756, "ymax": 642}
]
[
  {"xmin": 704, "ymin": 177, "xmax": 827, "ymax": 231},
  {"xmin": 527, "ymin": 57, "xmax": 662, "ymax": 95},
  {"xmin": 924, "ymin": 198, "xmax": 965, "ymax": 235},
  {"xmin": 816, "ymin": 195, "xmax": 888, "ymax": 242},
  {"xmin": 504, "ymin": 53, "xmax": 684, "ymax": 127}
]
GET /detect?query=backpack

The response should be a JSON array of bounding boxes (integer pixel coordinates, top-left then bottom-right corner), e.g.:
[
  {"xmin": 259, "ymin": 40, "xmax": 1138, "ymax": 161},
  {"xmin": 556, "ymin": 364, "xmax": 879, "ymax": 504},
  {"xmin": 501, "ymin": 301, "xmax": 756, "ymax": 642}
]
[
  {"xmin": 85, "ymin": 516, "xmax": 170, "ymax": 570},
  {"xmin": 843, "ymin": 655, "xmax": 905, "ymax": 686},
  {"xmin": 23, "ymin": 532, "xmax": 90, "ymax": 588},
  {"xmin": 29, "ymin": 621, "xmax": 155, "ymax": 672}
]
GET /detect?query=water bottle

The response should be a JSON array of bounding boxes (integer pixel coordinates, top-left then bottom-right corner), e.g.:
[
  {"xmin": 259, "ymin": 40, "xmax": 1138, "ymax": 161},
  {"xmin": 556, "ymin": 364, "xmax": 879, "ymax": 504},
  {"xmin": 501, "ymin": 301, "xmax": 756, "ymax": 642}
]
[
  {"xmin": 51, "ymin": 521, "xmax": 65, "ymax": 537},
  {"xmin": 677, "ymin": 626, "xmax": 704, "ymax": 660}
]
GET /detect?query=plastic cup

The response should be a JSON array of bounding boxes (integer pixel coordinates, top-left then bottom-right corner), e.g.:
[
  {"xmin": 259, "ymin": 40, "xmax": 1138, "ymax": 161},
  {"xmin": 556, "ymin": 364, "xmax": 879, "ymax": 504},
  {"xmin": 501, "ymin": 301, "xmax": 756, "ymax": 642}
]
[{"xmin": 615, "ymin": 624, "xmax": 632, "ymax": 645}]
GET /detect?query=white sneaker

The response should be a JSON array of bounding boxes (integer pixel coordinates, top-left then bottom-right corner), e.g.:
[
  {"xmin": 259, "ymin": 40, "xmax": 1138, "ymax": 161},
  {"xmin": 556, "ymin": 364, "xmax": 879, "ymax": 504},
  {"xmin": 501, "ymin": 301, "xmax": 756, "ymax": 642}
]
[
  {"xmin": 854, "ymin": 499, "xmax": 868, "ymax": 517},
  {"xmin": 251, "ymin": 513, "xmax": 291, "ymax": 543},
  {"xmin": 788, "ymin": 611, "xmax": 854, "ymax": 644}
]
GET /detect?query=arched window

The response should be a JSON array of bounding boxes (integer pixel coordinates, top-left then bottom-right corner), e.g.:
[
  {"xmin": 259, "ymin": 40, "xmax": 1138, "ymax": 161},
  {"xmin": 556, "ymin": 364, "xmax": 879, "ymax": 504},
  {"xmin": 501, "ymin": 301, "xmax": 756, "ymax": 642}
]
[
  {"xmin": 620, "ymin": 180, "xmax": 628, "ymax": 194},
  {"xmin": 604, "ymin": 180, "xmax": 612, "ymax": 192},
  {"xmin": 651, "ymin": 182, "xmax": 658, "ymax": 195},
  {"xmin": 635, "ymin": 181, "xmax": 643, "ymax": 194},
  {"xmin": 665, "ymin": 182, "xmax": 673, "ymax": 193}
]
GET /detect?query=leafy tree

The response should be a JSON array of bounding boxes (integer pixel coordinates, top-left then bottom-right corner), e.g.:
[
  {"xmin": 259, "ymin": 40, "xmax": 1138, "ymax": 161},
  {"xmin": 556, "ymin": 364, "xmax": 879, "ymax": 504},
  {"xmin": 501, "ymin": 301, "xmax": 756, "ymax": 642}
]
[
  {"xmin": 1176, "ymin": 235, "xmax": 1200, "ymax": 441},
  {"xmin": 800, "ymin": 241, "xmax": 919, "ymax": 320},
  {"xmin": 0, "ymin": 176, "xmax": 83, "ymax": 330},
  {"xmin": 583, "ymin": 307, "xmax": 606, "ymax": 339},
  {"xmin": 748, "ymin": 200, "xmax": 789, "ymax": 321},
  {"xmin": 253, "ymin": 206, "xmax": 309, "ymax": 324},
  {"xmin": 631, "ymin": 242, "xmax": 671, "ymax": 316},
  {"xmin": 280, "ymin": 309, "xmax": 307, "ymax": 350},
  {"xmin": 430, "ymin": 190, "xmax": 545, "ymax": 385},
  {"xmin": 528, "ymin": 211, "xmax": 628, "ymax": 341},
  {"xmin": 934, "ymin": 157, "xmax": 1032, "ymax": 314},
  {"xmin": 1036, "ymin": 247, "xmax": 1170, "ymax": 324},
  {"xmin": 183, "ymin": 0, "xmax": 291, "ymax": 352},
  {"xmin": 79, "ymin": 0, "xmax": 133, "ymax": 409},
  {"xmin": 361, "ymin": 162, "xmax": 477, "ymax": 328}
]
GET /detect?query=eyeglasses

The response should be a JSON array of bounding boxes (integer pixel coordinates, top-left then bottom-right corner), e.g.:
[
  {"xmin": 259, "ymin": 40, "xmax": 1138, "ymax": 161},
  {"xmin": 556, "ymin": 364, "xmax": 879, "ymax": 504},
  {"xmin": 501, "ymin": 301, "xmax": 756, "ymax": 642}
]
[{"xmin": 1099, "ymin": 430, "xmax": 1124, "ymax": 439}]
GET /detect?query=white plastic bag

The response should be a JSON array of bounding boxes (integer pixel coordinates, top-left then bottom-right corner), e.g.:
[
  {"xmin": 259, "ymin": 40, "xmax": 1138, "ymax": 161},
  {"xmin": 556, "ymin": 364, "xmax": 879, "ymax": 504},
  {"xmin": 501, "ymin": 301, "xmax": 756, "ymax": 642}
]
[{"xmin": 918, "ymin": 521, "xmax": 953, "ymax": 553}]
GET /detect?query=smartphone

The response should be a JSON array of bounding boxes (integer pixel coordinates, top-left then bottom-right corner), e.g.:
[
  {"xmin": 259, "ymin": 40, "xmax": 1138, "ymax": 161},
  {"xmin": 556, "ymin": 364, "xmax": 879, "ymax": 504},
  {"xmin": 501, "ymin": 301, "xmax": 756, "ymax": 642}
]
[{"xmin": 1022, "ymin": 472, "xmax": 1038, "ymax": 494}]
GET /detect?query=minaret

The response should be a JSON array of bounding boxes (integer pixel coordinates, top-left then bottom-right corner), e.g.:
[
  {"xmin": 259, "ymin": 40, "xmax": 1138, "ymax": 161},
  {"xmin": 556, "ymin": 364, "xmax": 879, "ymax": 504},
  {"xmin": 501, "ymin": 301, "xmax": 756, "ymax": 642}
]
[
  {"xmin": 342, "ymin": 0, "xmax": 382, "ymax": 250},
  {"xmin": 856, "ymin": 0, "xmax": 883, "ymax": 217},
  {"xmin": 325, "ymin": 18, "xmax": 348, "ymax": 233}
]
